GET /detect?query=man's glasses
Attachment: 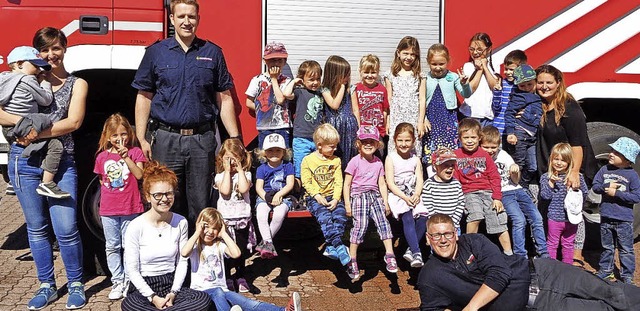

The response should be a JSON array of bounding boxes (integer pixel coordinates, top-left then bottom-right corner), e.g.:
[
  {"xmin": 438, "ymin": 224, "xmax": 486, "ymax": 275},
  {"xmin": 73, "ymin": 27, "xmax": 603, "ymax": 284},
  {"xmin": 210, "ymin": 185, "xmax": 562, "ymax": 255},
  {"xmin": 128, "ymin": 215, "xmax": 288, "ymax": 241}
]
[
  {"xmin": 150, "ymin": 191, "xmax": 175, "ymax": 201},
  {"xmin": 427, "ymin": 231, "xmax": 455, "ymax": 241}
]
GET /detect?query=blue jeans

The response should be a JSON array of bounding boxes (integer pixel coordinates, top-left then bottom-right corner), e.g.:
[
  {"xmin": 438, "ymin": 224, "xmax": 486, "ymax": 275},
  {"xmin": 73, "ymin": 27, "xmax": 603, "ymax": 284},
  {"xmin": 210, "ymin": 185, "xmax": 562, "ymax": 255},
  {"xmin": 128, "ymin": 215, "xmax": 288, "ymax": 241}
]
[
  {"xmin": 101, "ymin": 214, "xmax": 138, "ymax": 284},
  {"xmin": 8, "ymin": 144, "xmax": 83, "ymax": 284},
  {"xmin": 502, "ymin": 188, "xmax": 548, "ymax": 258},
  {"xmin": 598, "ymin": 219, "xmax": 635, "ymax": 280},
  {"xmin": 513, "ymin": 131, "xmax": 537, "ymax": 189},
  {"xmin": 205, "ymin": 287, "xmax": 283, "ymax": 311},
  {"xmin": 401, "ymin": 212, "xmax": 426, "ymax": 254},
  {"xmin": 307, "ymin": 196, "xmax": 347, "ymax": 247},
  {"xmin": 292, "ymin": 137, "xmax": 316, "ymax": 178}
]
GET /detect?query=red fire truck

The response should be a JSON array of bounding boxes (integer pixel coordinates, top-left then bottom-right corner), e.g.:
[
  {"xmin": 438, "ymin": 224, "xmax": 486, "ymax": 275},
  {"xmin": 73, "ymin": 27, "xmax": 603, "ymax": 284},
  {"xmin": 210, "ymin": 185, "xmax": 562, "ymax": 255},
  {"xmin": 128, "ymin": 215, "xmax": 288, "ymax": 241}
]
[{"xmin": 1, "ymin": 0, "xmax": 639, "ymax": 269}]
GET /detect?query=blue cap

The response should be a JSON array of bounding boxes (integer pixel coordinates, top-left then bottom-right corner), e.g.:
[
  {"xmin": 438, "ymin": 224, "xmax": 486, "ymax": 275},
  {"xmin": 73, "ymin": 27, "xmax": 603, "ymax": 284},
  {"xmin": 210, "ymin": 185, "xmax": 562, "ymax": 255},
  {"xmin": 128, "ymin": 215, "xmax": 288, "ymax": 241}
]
[
  {"xmin": 7, "ymin": 46, "xmax": 51, "ymax": 71},
  {"xmin": 513, "ymin": 64, "xmax": 536, "ymax": 85},
  {"xmin": 609, "ymin": 137, "xmax": 640, "ymax": 164}
]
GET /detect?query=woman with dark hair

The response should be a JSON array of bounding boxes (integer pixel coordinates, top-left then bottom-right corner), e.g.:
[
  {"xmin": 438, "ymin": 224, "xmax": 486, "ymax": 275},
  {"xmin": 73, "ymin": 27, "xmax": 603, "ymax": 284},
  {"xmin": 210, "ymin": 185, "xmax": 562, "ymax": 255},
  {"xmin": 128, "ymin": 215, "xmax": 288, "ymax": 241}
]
[
  {"xmin": 535, "ymin": 64, "xmax": 597, "ymax": 268},
  {"xmin": 0, "ymin": 27, "xmax": 88, "ymax": 310},
  {"xmin": 121, "ymin": 161, "xmax": 211, "ymax": 311}
]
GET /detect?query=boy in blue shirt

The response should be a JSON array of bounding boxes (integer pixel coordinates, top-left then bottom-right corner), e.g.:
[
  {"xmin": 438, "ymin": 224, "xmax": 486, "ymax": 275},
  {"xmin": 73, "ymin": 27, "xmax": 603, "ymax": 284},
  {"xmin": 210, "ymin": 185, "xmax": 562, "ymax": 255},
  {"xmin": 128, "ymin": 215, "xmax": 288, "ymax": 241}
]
[
  {"xmin": 492, "ymin": 50, "xmax": 527, "ymax": 136},
  {"xmin": 593, "ymin": 137, "xmax": 640, "ymax": 284},
  {"xmin": 504, "ymin": 64, "xmax": 542, "ymax": 191}
]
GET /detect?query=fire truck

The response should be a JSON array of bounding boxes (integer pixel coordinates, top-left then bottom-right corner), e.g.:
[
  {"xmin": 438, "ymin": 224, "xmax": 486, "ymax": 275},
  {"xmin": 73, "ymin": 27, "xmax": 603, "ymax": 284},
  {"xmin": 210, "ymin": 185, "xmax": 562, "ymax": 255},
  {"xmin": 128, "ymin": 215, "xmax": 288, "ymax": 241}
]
[{"xmin": 1, "ymin": 0, "xmax": 639, "ymax": 270}]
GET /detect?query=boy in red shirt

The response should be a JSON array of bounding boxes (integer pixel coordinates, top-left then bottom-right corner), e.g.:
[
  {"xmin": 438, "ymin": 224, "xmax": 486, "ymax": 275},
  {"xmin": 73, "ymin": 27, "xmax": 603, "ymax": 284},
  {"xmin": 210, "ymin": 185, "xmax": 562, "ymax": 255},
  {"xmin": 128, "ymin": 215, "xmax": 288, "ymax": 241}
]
[{"xmin": 454, "ymin": 118, "xmax": 512, "ymax": 255}]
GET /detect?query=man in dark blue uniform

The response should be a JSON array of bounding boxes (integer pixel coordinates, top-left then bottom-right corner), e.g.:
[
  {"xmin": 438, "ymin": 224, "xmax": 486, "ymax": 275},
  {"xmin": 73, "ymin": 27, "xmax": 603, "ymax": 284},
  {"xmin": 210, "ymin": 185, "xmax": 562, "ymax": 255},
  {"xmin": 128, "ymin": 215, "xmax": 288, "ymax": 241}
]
[
  {"xmin": 418, "ymin": 214, "xmax": 640, "ymax": 311},
  {"xmin": 132, "ymin": 0, "xmax": 240, "ymax": 226}
]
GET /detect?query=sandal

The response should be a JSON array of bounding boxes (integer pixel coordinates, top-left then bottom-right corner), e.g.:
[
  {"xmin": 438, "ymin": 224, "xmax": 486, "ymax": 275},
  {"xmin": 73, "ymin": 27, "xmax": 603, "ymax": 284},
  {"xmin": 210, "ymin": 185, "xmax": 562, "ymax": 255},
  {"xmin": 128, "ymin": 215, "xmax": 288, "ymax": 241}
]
[{"xmin": 572, "ymin": 258, "xmax": 586, "ymax": 269}]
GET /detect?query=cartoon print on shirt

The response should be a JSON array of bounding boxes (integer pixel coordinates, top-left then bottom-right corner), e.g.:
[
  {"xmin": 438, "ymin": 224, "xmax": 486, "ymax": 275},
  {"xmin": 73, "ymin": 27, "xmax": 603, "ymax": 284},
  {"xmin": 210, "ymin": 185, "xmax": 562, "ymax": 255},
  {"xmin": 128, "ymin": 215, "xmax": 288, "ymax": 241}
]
[
  {"xmin": 269, "ymin": 169, "xmax": 285, "ymax": 191},
  {"xmin": 457, "ymin": 157, "xmax": 487, "ymax": 178},
  {"xmin": 313, "ymin": 164, "xmax": 338, "ymax": 189},
  {"xmin": 304, "ymin": 95, "xmax": 323, "ymax": 122},
  {"xmin": 356, "ymin": 89, "xmax": 384, "ymax": 128},
  {"xmin": 200, "ymin": 252, "xmax": 224, "ymax": 282},
  {"xmin": 603, "ymin": 174, "xmax": 628, "ymax": 192},
  {"xmin": 256, "ymin": 77, "xmax": 290, "ymax": 127},
  {"xmin": 103, "ymin": 159, "xmax": 130, "ymax": 190}
]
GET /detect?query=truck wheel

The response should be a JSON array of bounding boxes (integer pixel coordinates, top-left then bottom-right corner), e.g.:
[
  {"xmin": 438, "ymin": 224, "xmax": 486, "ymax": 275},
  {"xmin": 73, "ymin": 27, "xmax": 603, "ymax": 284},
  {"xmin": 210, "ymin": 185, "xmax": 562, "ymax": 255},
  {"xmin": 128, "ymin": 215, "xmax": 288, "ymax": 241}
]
[
  {"xmin": 587, "ymin": 122, "xmax": 640, "ymax": 238},
  {"xmin": 81, "ymin": 175, "xmax": 105, "ymax": 241}
]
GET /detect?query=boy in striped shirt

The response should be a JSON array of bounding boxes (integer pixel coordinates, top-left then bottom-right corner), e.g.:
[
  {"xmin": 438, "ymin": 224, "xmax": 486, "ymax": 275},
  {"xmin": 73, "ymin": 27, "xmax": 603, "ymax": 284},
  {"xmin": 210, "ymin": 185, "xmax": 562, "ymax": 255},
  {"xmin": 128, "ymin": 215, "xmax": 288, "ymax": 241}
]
[{"xmin": 420, "ymin": 147, "xmax": 465, "ymax": 232}]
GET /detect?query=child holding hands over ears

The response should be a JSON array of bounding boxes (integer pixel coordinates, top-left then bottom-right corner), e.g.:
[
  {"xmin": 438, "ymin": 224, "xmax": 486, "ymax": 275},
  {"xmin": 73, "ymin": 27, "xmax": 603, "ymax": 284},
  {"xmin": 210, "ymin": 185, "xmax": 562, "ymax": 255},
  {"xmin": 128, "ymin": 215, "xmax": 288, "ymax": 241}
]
[
  {"xmin": 385, "ymin": 36, "xmax": 426, "ymax": 155},
  {"xmin": 213, "ymin": 139, "xmax": 255, "ymax": 293},
  {"xmin": 182, "ymin": 208, "xmax": 302, "ymax": 311},
  {"xmin": 94, "ymin": 113, "xmax": 146, "ymax": 300},
  {"xmin": 421, "ymin": 43, "xmax": 472, "ymax": 166},
  {"xmin": 385, "ymin": 123, "xmax": 426, "ymax": 268},
  {"xmin": 343, "ymin": 126, "xmax": 396, "ymax": 281},
  {"xmin": 322, "ymin": 55, "xmax": 358, "ymax": 170},
  {"xmin": 255, "ymin": 133, "xmax": 295, "ymax": 259}
]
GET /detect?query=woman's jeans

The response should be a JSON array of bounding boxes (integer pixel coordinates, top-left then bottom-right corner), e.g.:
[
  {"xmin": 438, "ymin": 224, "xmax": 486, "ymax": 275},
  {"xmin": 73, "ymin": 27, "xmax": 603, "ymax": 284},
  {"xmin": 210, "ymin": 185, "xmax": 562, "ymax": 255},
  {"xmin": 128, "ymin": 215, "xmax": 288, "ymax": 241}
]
[
  {"xmin": 206, "ymin": 287, "xmax": 283, "ymax": 311},
  {"xmin": 8, "ymin": 144, "xmax": 83, "ymax": 284}
]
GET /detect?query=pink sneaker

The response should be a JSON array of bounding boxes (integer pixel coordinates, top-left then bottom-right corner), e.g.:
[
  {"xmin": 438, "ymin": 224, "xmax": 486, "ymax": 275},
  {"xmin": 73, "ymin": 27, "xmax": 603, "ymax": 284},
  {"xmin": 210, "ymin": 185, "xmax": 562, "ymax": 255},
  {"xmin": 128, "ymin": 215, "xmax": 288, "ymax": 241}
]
[{"xmin": 236, "ymin": 278, "xmax": 250, "ymax": 293}]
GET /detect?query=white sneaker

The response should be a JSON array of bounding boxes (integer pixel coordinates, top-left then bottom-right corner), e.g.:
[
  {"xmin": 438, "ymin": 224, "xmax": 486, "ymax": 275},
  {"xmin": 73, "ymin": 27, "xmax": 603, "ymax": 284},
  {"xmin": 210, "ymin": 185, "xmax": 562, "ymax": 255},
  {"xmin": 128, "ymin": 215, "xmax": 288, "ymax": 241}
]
[
  {"xmin": 411, "ymin": 252, "xmax": 424, "ymax": 268},
  {"xmin": 108, "ymin": 283, "xmax": 124, "ymax": 300},
  {"xmin": 403, "ymin": 247, "xmax": 414, "ymax": 263},
  {"xmin": 230, "ymin": 305, "xmax": 243, "ymax": 311}
]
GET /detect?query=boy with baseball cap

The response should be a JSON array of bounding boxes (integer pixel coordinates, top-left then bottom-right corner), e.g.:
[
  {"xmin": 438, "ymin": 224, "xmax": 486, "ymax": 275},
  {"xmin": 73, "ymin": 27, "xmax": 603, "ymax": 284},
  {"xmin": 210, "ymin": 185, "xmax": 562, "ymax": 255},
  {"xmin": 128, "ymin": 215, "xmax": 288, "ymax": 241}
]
[
  {"xmin": 503, "ymin": 63, "xmax": 543, "ymax": 193},
  {"xmin": 245, "ymin": 41, "xmax": 292, "ymax": 149},
  {"xmin": 593, "ymin": 137, "xmax": 640, "ymax": 284},
  {"xmin": 0, "ymin": 46, "xmax": 69, "ymax": 198}
]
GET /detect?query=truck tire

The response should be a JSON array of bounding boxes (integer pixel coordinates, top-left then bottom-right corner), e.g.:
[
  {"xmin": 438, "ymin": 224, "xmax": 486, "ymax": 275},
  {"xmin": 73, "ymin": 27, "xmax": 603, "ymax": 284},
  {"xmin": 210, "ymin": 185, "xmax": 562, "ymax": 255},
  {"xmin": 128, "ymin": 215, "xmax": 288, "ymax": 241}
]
[
  {"xmin": 81, "ymin": 175, "xmax": 104, "ymax": 241},
  {"xmin": 587, "ymin": 122, "xmax": 640, "ymax": 238}
]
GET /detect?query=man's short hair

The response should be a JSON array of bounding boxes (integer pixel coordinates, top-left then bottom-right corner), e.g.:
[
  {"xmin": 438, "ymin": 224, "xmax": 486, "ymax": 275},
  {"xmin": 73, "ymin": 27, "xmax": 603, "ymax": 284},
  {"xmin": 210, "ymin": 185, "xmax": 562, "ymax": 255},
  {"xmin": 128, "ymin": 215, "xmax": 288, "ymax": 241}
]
[
  {"xmin": 504, "ymin": 50, "xmax": 527, "ymax": 66},
  {"xmin": 458, "ymin": 118, "xmax": 482, "ymax": 138},
  {"xmin": 170, "ymin": 0, "xmax": 199, "ymax": 13},
  {"xmin": 313, "ymin": 123, "xmax": 340, "ymax": 146},
  {"xmin": 480, "ymin": 125, "xmax": 501, "ymax": 145},
  {"xmin": 426, "ymin": 213, "xmax": 455, "ymax": 229}
]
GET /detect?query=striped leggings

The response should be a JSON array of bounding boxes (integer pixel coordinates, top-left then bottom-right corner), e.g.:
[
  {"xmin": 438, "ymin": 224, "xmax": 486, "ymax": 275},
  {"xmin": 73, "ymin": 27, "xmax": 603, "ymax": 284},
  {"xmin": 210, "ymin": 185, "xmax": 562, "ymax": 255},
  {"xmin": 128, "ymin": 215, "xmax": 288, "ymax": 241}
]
[
  {"xmin": 350, "ymin": 190, "xmax": 393, "ymax": 244},
  {"xmin": 121, "ymin": 272, "xmax": 211, "ymax": 311}
]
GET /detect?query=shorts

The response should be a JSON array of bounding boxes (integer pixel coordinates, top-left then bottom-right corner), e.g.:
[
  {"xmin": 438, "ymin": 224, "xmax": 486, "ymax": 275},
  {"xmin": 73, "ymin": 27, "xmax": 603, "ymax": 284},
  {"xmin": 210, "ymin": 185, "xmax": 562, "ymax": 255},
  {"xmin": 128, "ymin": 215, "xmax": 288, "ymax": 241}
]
[{"xmin": 464, "ymin": 190, "xmax": 508, "ymax": 234}]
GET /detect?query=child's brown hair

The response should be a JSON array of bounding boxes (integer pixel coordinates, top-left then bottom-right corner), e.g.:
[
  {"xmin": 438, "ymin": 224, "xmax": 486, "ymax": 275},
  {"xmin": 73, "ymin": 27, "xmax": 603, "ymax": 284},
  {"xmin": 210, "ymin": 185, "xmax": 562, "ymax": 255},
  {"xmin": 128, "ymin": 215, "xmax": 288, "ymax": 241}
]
[
  {"xmin": 297, "ymin": 60, "xmax": 322, "ymax": 80},
  {"xmin": 504, "ymin": 49, "xmax": 527, "ymax": 66},
  {"xmin": 391, "ymin": 36, "xmax": 421, "ymax": 78},
  {"xmin": 480, "ymin": 125, "xmax": 501, "ymax": 145},
  {"xmin": 97, "ymin": 113, "xmax": 138, "ymax": 154},
  {"xmin": 195, "ymin": 207, "xmax": 225, "ymax": 260},
  {"xmin": 458, "ymin": 118, "xmax": 482, "ymax": 139},
  {"xmin": 215, "ymin": 139, "xmax": 252, "ymax": 174}
]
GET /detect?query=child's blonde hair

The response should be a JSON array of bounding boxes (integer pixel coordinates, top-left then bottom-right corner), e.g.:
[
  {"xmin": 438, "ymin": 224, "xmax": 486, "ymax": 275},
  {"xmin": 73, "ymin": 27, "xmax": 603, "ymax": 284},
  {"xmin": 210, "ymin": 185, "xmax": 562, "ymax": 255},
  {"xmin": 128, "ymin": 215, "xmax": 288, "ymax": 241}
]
[
  {"xmin": 480, "ymin": 125, "xmax": 501, "ymax": 145},
  {"xmin": 391, "ymin": 36, "xmax": 421, "ymax": 78},
  {"xmin": 256, "ymin": 147, "xmax": 293, "ymax": 163},
  {"xmin": 359, "ymin": 54, "xmax": 380, "ymax": 73},
  {"xmin": 548, "ymin": 143, "xmax": 574, "ymax": 176},
  {"xmin": 97, "ymin": 113, "xmax": 138, "ymax": 154},
  {"xmin": 313, "ymin": 123, "xmax": 340, "ymax": 146},
  {"xmin": 458, "ymin": 118, "xmax": 482, "ymax": 139},
  {"xmin": 215, "ymin": 139, "xmax": 252, "ymax": 174},
  {"xmin": 393, "ymin": 122, "xmax": 416, "ymax": 141},
  {"xmin": 322, "ymin": 55, "xmax": 351, "ymax": 98},
  {"xmin": 195, "ymin": 207, "xmax": 225, "ymax": 261},
  {"xmin": 297, "ymin": 60, "xmax": 322, "ymax": 80},
  {"xmin": 427, "ymin": 43, "xmax": 450, "ymax": 63}
]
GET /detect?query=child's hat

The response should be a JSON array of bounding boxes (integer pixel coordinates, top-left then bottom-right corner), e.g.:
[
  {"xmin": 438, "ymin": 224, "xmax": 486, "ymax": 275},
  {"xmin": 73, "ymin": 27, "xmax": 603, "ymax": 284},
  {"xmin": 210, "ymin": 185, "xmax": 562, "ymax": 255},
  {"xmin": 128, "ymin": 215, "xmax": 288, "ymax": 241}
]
[
  {"xmin": 609, "ymin": 137, "xmax": 640, "ymax": 164},
  {"xmin": 431, "ymin": 147, "xmax": 457, "ymax": 166},
  {"xmin": 356, "ymin": 125, "xmax": 380, "ymax": 141},
  {"xmin": 564, "ymin": 189, "xmax": 584, "ymax": 225},
  {"xmin": 262, "ymin": 133, "xmax": 286, "ymax": 150},
  {"xmin": 513, "ymin": 64, "xmax": 536, "ymax": 85},
  {"xmin": 263, "ymin": 42, "xmax": 288, "ymax": 59},
  {"xmin": 7, "ymin": 46, "xmax": 51, "ymax": 71}
]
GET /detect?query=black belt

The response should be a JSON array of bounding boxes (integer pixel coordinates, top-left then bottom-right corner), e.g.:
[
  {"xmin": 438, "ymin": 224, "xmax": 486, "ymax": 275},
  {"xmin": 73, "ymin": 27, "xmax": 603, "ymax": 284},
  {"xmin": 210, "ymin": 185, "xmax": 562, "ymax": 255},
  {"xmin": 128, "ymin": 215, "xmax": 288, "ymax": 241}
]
[{"xmin": 152, "ymin": 119, "xmax": 212, "ymax": 136}]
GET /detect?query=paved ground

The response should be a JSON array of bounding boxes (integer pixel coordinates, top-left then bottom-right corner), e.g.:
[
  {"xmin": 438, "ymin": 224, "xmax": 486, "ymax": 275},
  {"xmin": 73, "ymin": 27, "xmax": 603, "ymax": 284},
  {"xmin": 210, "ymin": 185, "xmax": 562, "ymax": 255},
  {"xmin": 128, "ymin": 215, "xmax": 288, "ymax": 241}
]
[{"xmin": 0, "ymin": 185, "xmax": 421, "ymax": 311}]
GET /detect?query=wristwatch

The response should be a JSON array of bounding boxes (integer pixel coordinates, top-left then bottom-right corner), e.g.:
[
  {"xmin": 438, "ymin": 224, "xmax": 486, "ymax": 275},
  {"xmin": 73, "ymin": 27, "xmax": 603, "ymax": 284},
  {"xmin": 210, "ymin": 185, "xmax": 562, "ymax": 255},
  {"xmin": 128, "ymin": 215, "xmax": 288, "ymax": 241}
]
[
  {"xmin": 170, "ymin": 289, "xmax": 180, "ymax": 295},
  {"xmin": 147, "ymin": 293, "xmax": 156, "ymax": 303}
]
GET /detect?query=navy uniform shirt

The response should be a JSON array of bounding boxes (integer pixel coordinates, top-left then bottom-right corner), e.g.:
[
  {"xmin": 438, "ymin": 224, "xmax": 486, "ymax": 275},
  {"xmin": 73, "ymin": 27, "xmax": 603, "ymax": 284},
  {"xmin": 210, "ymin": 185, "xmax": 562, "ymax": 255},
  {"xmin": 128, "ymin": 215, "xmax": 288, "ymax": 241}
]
[{"xmin": 132, "ymin": 37, "xmax": 234, "ymax": 128}]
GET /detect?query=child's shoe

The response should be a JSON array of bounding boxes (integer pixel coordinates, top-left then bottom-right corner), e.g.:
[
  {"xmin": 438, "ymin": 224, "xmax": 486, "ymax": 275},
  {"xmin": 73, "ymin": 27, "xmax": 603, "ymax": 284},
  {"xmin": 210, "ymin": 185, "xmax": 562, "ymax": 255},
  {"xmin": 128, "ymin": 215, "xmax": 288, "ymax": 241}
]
[
  {"xmin": 5, "ymin": 183, "xmax": 15, "ymax": 195},
  {"xmin": 261, "ymin": 241, "xmax": 278, "ymax": 259},
  {"xmin": 236, "ymin": 278, "xmax": 250, "ymax": 293},
  {"xmin": 622, "ymin": 278, "xmax": 635, "ymax": 285},
  {"xmin": 384, "ymin": 254, "xmax": 398, "ymax": 273},
  {"xmin": 595, "ymin": 271, "xmax": 615, "ymax": 282},
  {"xmin": 403, "ymin": 247, "xmax": 414, "ymax": 263},
  {"xmin": 347, "ymin": 260, "xmax": 360, "ymax": 282},
  {"xmin": 108, "ymin": 282, "xmax": 125, "ymax": 300},
  {"xmin": 230, "ymin": 305, "xmax": 243, "ymax": 311},
  {"xmin": 36, "ymin": 181, "xmax": 71, "ymax": 199},
  {"xmin": 322, "ymin": 245, "xmax": 338, "ymax": 260},
  {"xmin": 255, "ymin": 241, "xmax": 265, "ymax": 254},
  {"xmin": 27, "ymin": 283, "xmax": 58, "ymax": 310},
  {"xmin": 66, "ymin": 282, "xmax": 86, "ymax": 310},
  {"xmin": 335, "ymin": 245, "xmax": 351, "ymax": 266},
  {"xmin": 226, "ymin": 279, "xmax": 236, "ymax": 292},
  {"xmin": 286, "ymin": 292, "xmax": 302, "ymax": 311},
  {"xmin": 411, "ymin": 252, "xmax": 424, "ymax": 268}
]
